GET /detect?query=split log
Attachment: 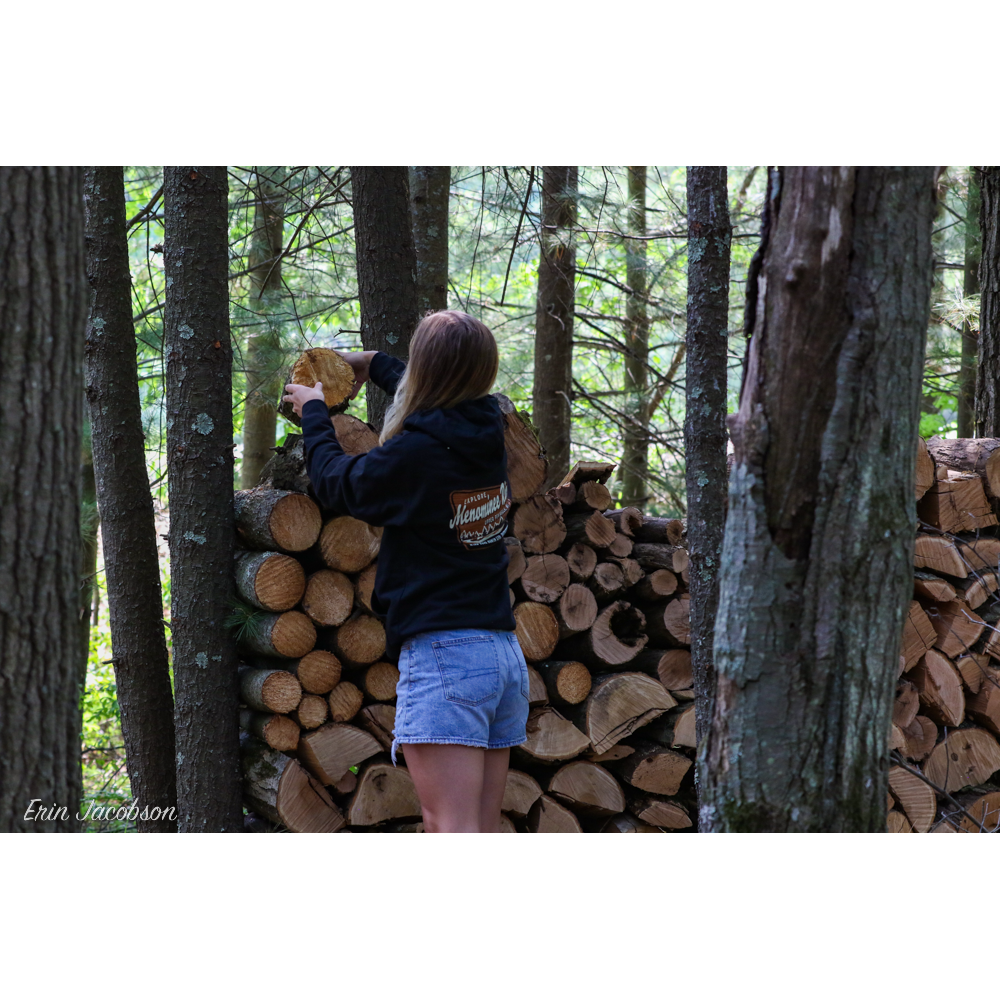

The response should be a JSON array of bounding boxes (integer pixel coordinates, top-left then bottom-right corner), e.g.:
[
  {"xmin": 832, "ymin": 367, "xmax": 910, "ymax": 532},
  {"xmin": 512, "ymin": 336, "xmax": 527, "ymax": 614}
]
[
  {"xmin": 952, "ymin": 571, "xmax": 999, "ymax": 610},
  {"xmin": 565, "ymin": 542, "xmax": 597, "ymax": 582},
  {"xmin": 235, "ymin": 551, "xmax": 306, "ymax": 612},
  {"xmin": 901, "ymin": 600, "xmax": 936, "ymax": 672},
  {"xmin": 889, "ymin": 725, "xmax": 906, "ymax": 750},
  {"xmin": 297, "ymin": 722, "xmax": 383, "ymax": 785},
  {"xmin": 512, "ymin": 494, "xmax": 566, "ymax": 554},
  {"xmin": 567, "ymin": 673, "xmax": 676, "ymax": 755},
  {"xmin": 290, "ymin": 694, "xmax": 329, "ymax": 730},
  {"xmin": 959, "ymin": 536, "xmax": 1000, "ymax": 574},
  {"xmin": 239, "ymin": 610, "xmax": 317, "ymax": 659},
  {"xmin": 899, "ymin": 715, "xmax": 937, "ymax": 761},
  {"xmin": 518, "ymin": 707, "xmax": 591, "ymax": 762},
  {"xmin": 633, "ymin": 517, "xmax": 685, "ymax": 545},
  {"xmin": 605, "ymin": 740, "xmax": 691, "ymax": 796},
  {"xmin": 956, "ymin": 790, "xmax": 1000, "ymax": 832},
  {"xmin": 955, "ymin": 652, "xmax": 992, "ymax": 694},
  {"xmin": 926, "ymin": 436, "xmax": 1000, "ymax": 498},
  {"xmin": 279, "ymin": 347, "xmax": 356, "ymax": 423},
  {"xmin": 907, "ymin": 650, "xmax": 965, "ymax": 727},
  {"xmin": 234, "ymin": 488, "xmax": 323, "ymax": 553},
  {"xmin": 624, "ymin": 793, "xmax": 692, "ymax": 830},
  {"xmin": 672, "ymin": 548, "xmax": 689, "ymax": 580},
  {"xmin": 913, "ymin": 571, "xmax": 957, "ymax": 603},
  {"xmin": 505, "ymin": 538, "xmax": 527, "ymax": 584},
  {"xmin": 888, "ymin": 765, "xmax": 936, "ymax": 833},
  {"xmin": 498, "ymin": 814, "xmax": 517, "ymax": 833},
  {"xmin": 332, "ymin": 770, "xmax": 358, "ymax": 796},
  {"xmin": 886, "ymin": 810, "xmax": 913, "ymax": 833},
  {"xmin": 319, "ymin": 516, "xmax": 382, "ymax": 573},
  {"xmin": 967, "ymin": 674, "xmax": 1000, "ymax": 736},
  {"xmin": 240, "ymin": 666, "xmax": 303, "ymax": 714},
  {"xmin": 603, "ymin": 533, "xmax": 634, "ymax": 559},
  {"xmin": 322, "ymin": 614, "xmax": 386, "ymax": 668},
  {"xmin": 241, "ymin": 734, "xmax": 345, "ymax": 832},
  {"xmin": 600, "ymin": 812, "xmax": 664, "ymax": 833},
  {"xmin": 501, "ymin": 770, "xmax": 544, "ymax": 819},
  {"xmin": 558, "ymin": 601, "xmax": 649, "ymax": 669},
  {"xmin": 926, "ymin": 599, "xmax": 984, "ymax": 658},
  {"xmin": 603, "ymin": 506, "xmax": 643, "ymax": 537},
  {"xmin": 331, "ymin": 412, "xmax": 379, "ymax": 454},
  {"xmin": 892, "ymin": 680, "xmax": 920, "ymax": 729},
  {"xmin": 915, "ymin": 436, "xmax": 935, "ymax": 501},
  {"xmin": 917, "ymin": 470, "xmax": 998, "ymax": 533},
  {"xmin": 347, "ymin": 757, "xmax": 422, "ymax": 826},
  {"xmin": 301, "ymin": 569, "xmax": 355, "ymax": 627},
  {"xmin": 286, "ymin": 650, "xmax": 342, "ymax": 695},
  {"xmin": 553, "ymin": 584, "xmax": 598, "ymax": 639},
  {"xmin": 589, "ymin": 562, "xmax": 626, "ymax": 601},
  {"xmin": 631, "ymin": 542, "xmax": 680, "ymax": 572},
  {"xmin": 668, "ymin": 704, "xmax": 696, "ymax": 748},
  {"xmin": 547, "ymin": 481, "xmax": 577, "ymax": 505},
  {"xmin": 564, "ymin": 510, "xmax": 616, "ymax": 549},
  {"xmin": 357, "ymin": 704, "xmax": 396, "ymax": 753},
  {"xmin": 525, "ymin": 794, "xmax": 583, "ymax": 832},
  {"xmin": 566, "ymin": 479, "xmax": 612, "ymax": 513},
  {"xmin": 520, "ymin": 553, "xmax": 570, "ymax": 604},
  {"xmin": 642, "ymin": 596, "xmax": 691, "ymax": 648},
  {"xmin": 925, "ymin": 727, "xmax": 1000, "ymax": 793},
  {"xmin": 559, "ymin": 461, "xmax": 616, "ymax": 487},
  {"xmin": 631, "ymin": 569, "xmax": 678, "ymax": 602},
  {"xmin": 548, "ymin": 761, "xmax": 626, "ymax": 817},
  {"xmin": 493, "ymin": 393, "xmax": 548, "ymax": 501},
  {"xmin": 327, "ymin": 681, "xmax": 364, "ymax": 722},
  {"xmin": 362, "ymin": 661, "xmax": 400, "ymax": 702},
  {"xmin": 526, "ymin": 665, "xmax": 549, "ymax": 706},
  {"xmin": 239, "ymin": 709, "xmax": 300, "ymax": 753},
  {"xmin": 536, "ymin": 661, "xmax": 592, "ymax": 708},
  {"xmin": 913, "ymin": 535, "xmax": 967, "ymax": 577},
  {"xmin": 354, "ymin": 561, "xmax": 377, "ymax": 614},
  {"xmin": 513, "ymin": 601, "xmax": 560, "ymax": 662}
]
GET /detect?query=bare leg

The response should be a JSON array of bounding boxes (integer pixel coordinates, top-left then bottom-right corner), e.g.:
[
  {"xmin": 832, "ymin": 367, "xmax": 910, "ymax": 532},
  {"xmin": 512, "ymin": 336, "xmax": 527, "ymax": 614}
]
[
  {"xmin": 480, "ymin": 748, "xmax": 510, "ymax": 832},
  {"xmin": 401, "ymin": 743, "xmax": 485, "ymax": 832}
]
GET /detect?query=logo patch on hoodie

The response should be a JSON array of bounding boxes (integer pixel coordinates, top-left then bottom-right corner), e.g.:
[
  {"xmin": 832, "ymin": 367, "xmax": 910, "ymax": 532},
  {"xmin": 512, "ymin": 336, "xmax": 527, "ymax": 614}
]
[{"xmin": 448, "ymin": 482, "xmax": 511, "ymax": 549}]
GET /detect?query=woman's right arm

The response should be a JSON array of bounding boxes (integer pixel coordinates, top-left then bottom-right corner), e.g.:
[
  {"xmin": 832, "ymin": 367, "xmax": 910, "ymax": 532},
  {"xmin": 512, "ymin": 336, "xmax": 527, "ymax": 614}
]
[{"xmin": 339, "ymin": 350, "xmax": 406, "ymax": 398}]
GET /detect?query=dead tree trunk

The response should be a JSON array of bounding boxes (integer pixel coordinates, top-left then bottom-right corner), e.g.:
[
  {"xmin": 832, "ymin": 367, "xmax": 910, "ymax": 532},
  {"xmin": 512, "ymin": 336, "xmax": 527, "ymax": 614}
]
[
  {"xmin": 0, "ymin": 167, "xmax": 88, "ymax": 832},
  {"xmin": 959, "ymin": 169, "xmax": 980, "ymax": 438},
  {"xmin": 977, "ymin": 167, "xmax": 1000, "ymax": 436},
  {"xmin": 83, "ymin": 166, "xmax": 178, "ymax": 832},
  {"xmin": 684, "ymin": 166, "xmax": 731, "ymax": 748},
  {"xmin": 701, "ymin": 167, "xmax": 936, "ymax": 832},
  {"xmin": 164, "ymin": 166, "xmax": 243, "ymax": 832},
  {"xmin": 409, "ymin": 166, "xmax": 450, "ymax": 315}
]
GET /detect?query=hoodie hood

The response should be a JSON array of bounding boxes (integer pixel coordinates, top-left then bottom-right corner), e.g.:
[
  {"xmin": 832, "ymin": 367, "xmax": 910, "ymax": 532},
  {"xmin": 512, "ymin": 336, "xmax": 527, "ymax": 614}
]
[{"xmin": 403, "ymin": 395, "xmax": 505, "ymax": 466}]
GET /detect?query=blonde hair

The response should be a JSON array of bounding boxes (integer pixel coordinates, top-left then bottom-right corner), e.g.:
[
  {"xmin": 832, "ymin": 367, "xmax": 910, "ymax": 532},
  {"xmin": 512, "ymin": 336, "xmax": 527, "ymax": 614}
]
[{"xmin": 379, "ymin": 310, "xmax": 499, "ymax": 443}]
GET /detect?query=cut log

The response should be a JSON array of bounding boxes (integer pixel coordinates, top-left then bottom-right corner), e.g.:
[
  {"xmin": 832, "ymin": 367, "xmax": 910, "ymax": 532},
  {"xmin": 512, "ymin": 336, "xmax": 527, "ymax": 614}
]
[
  {"xmin": 346, "ymin": 757, "xmax": 422, "ymax": 826},
  {"xmin": 567, "ymin": 673, "xmax": 676, "ymax": 755},
  {"xmin": 603, "ymin": 506, "xmax": 643, "ymax": 537},
  {"xmin": 547, "ymin": 481, "xmax": 577, "ymax": 505},
  {"xmin": 913, "ymin": 571, "xmax": 957, "ymax": 603},
  {"xmin": 565, "ymin": 542, "xmax": 598, "ymax": 582},
  {"xmin": 631, "ymin": 542, "xmax": 681, "ymax": 572},
  {"xmin": 332, "ymin": 770, "xmax": 358, "ymax": 796},
  {"xmin": 525, "ymin": 794, "xmax": 583, "ymax": 832},
  {"xmin": 498, "ymin": 814, "xmax": 517, "ymax": 833},
  {"xmin": 518, "ymin": 706, "xmax": 591, "ymax": 762},
  {"xmin": 234, "ymin": 551, "xmax": 306, "ymax": 612},
  {"xmin": 625, "ymin": 793, "xmax": 692, "ymax": 830},
  {"xmin": 643, "ymin": 596, "xmax": 691, "ymax": 648},
  {"xmin": 520, "ymin": 553, "xmax": 570, "ymax": 604},
  {"xmin": 357, "ymin": 704, "xmax": 396, "ymax": 753},
  {"xmin": 967, "ymin": 674, "xmax": 1000, "ymax": 736},
  {"xmin": 553, "ymin": 583, "xmax": 598, "ymax": 639},
  {"xmin": 670, "ymin": 704, "xmax": 697, "ymax": 748},
  {"xmin": 589, "ymin": 562, "xmax": 626, "ymax": 601},
  {"xmin": 955, "ymin": 652, "xmax": 992, "ymax": 695},
  {"xmin": 239, "ymin": 709, "xmax": 300, "ymax": 753},
  {"xmin": 957, "ymin": 790, "xmax": 1000, "ymax": 832},
  {"xmin": 605, "ymin": 740, "xmax": 691, "ymax": 796},
  {"xmin": 241, "ymin": 734, "xmax": 345, "ymax": 832},
  {"xmin": 631, "ymin": 569, "xmax": 678, "ymax": 602},
  {"xmin": 327, "ymin": 681, "xmax": 364, "ymax": 723},
  {"xmin": 907, "ymin": 650, "xmax": 965, "ymax": 727},
  {"xmin": 587, "ymin": 745, "xmax": 635, "ymax": 763},
  {"xmin": 925, "ymin": 727, "xmax": 1000, "ymax": 793},
  {"xmin": 926, "ymin": 599, "xmax": 984, "ymax": 658},
  {"xmin": 322, "ymin": 614, "xmax": 386, "ymax": 668},
  {"xmin": 513, "ymin": 601, "xmax": 560, "ymax": 663},
  {"xmin": 331, "ymin": 412, "xmax": 379, "ymax": 454},
  {"xmin": 913, "ymin": 535, "xmax": 967, "ymax": 577},
  {"xmin": 603, "ymin": 533, "xmax": 634, "ymax": 558},
  {"xmin": 958, "ymin": 535, "xmax": 1000, "ymax": 575},
  {"xmin": 287, "ymin": 649, "xmax": 342, "ymax": 695},
  {"xmin": 633, "ymin": 517, "xmax": 685, "ymax": 545},
  {"xmin": 493, "ymin": 393, "xmax": 548, "ymax": 502},
  {"xmin": 952, "ymin": 571, "xmax": 999, "ymax": 610},
  {"xmin": 888, "ymin": 765, "xmax": 936, "ymax": 833},
  {"xmin": 564, "ymin": 510, "xmax": 616, "ymax": 549},
  {"xmin": 566, "ymin": 479, "xmax": 612, "ymax": 513},
  {"xmin": 512, "ymin": 494, "xmax": 566, "ymax": 554},
  {"xmin": 280, "ymin": 347, "xmax": 356, "ymax": 422},
  {"xmin": 301, "ymin": 569, "xmax": 355, "ymax": 627},
  {"xmin": 600, "ymin": 812, "xmax": 664, "ymax": 833},
  {"xmin": 354, "ymin": 561, "xmax": 377, "ymax": 614},
  {"xmin": 240, "ymin": 667, "xmax": 303, "ymax": 714},
  {"xmin": 915, "ymin": 436, "xmax": 935, "ymax": 501},
  {"xmin": 526, "ymin": 665, "xmax": 549, "ymax": 707},
  {"xmin": 239, "ymin": 610, "xmax": 317, "ymax": 659},
  {"xmin": 536, "ymin": 660, "xmax": 592, "ymax": 707},
  {"xmin": 548, "ymin": 761, "xmax": 626, "ymax": 817},
  {"xmin": 319, "ymin": 516, "xmax": 383, "ymax": 573},
  {"xmin": 608, "ymin": 557, "xmax": 643, "ymax": 589},
  {"xmin": 502, "ymin": 770, "xmax": 544, "ymax": 819},
  {"xmin": 926, "ymin": 436, "xmax": 1000, "ymax": 498},
  {"xmin": 901, "ymin": 600, "xmax": 937, "ymax": 672},
  {"xmin": 558, "ymin": 600, "xmax": 649, "ymax": 669},
  {"xmin": 892, "ymin": 680, "xmax": 920, "ymax": 729},
  {"xmin": 559, "ymin": 461, "xmax": 616, "ymax": 487},
  {"xmin": 886, "ymin": 810, "xmax": 913, "ymax": 833},
  {"xmin": 290, "ymin": 694, "xmax": 329, "ymax": 730},
  {"xmin": 889, "ymin": 725, "xmax": 906, "ymax": 751},
  {"xmin": 917, "ymin": 470, "xmax": 998, "ymax": 533},
  {"xmin": 505, "ymin": 537, "xmax": 527, "ymax": 584},
  {"xmin": 363, "ymin": 661, "xmax": 400, "ymax": 702},
  {"xmin": 672, "ymin": 548, "xmax": 689, "ymax": 578},
  {"xmin": 296, "ymin": 722, "xmax": 383, "ymax": 785},
  {"xmin": 900, "ymin": 715, "xmax": 937, "ymax": 762},
  {"xmin": 234, "ymin": 488, "xmax": 323, "ymax": 553}
]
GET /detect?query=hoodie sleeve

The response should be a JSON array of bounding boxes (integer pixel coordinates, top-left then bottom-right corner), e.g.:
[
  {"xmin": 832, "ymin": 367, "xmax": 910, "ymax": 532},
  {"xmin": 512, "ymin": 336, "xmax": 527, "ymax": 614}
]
[
  {"xmin": 368, "ymin": 352, "xmax": 406, "ymax": 396},
  {"xmin": 300, "ymin": 397, "xmax": 415, "ymax": 526}
]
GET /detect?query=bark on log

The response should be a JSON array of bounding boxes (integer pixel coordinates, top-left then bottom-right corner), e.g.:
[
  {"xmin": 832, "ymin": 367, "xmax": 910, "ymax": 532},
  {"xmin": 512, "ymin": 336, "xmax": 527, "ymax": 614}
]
[
  {"xmin": 913, "ymin": 572, "xmax": 956, "ymax": 603},
  {"xmin": 234, "ymin": 488, "xmax": 322, "ymax": 553},
  {"xmin": 566, "ymin": 673, "xmax": 676, "ymax": 755},
  {"xmin": 925, "ymin": 727, "xmax": 1000, "ymax": 793},
  {"xmin": 518, "ymin": 707, "xmax": 591, "ymax": 762},
  {"xmin": 331, "ymin": 412, "xmax": 380, "ymax": 454},
  {"xmin": 301, "ymin": 569, "xmax": 355, "ymax": 627},
  {"xmin": 547, "ymin": 761, "xmax": 626, "ymax": 817},
  {"xmin": 631, "ymin": 542, "xmax": 681, "ymax": 571},
  {"xmin": 520, "ymin": 553, "xmax": 570, "ymax": 604},
  {"xmin": 296, "ymin": 722, "xmax": 383, "ymax": 785},
  {"xmin": 565, "ymin": 542, "xmax": 597, "ymax": 582},
  {"xmin": 327, "ymin": 681, "xmax": 365, "ymax": 723},
  {"xmin": 363, "ymin": 662, "xmax": 400, "ymax": 702},
  {"xmin": 525, "ymin": 794, "xmax": 583, "ymax": 832},
  {"xmin": 558, "ymin": 601, "xmax": 649, "ymax": 669},
  {"xmin": 603, "ymin": 507, "xmax": 643, "ymax": 537},
  {"xmin": 536, "ymin": 661, "xmax": 592, "ymax": 707},
  {"xmin": 952, "ymin": 571, "xmax": 999, "ymax": 609},
  {"xmin": 926, "ymin": 437, "xmax": 1000, "ymax": 498},
  {"xmin": 633, "ymin": 517, "xmax": 685, "ymax": 545},
  {"xmin": 564, "ymin": 511, "xmax": 616, "ymax": 549},
  {"xmin": 319, "ymin": 516, "xmax": 383, "ymax": 573},
  {"xmin": 502, "ymin": 770, "xmax": 544, "ymax": 819},
  {"xmin": 512, "ymin": 495, "xmax": 567, "ymax": 554},
  {"xmin": 347, "ymin": 757, "xmax": 422, "ymax": 826},
  {"xmin": 239, "ymin": 610, "xmax": 317, "ymax": 659},
  {"xmin": 605, "ymin": 740, "xmax": 691, "ymax": 796},
  {"xmin": 239, "ymin": 710, "xmax": 300, "ymax": 753},
  {"xmin": 240, "ymin": 667, "xmax": 303, "ymax": 714},
  {"xmin": 553, "ymin": 584, "xmax": 598, "ymax": 639},
  {"xmin": 513, "ymin": 601, "xmax": 560, "ymax": 662},
  {"xmin": 291, "ymin": 694, "xmax": 329, "ymax": 731},
  {"xmin": 630, "ymin": 570, "xmax": 678, "ymax": 602},
  {"xmin": 234, "ymin": 551, "xmax": 306, "ymax": 612}
]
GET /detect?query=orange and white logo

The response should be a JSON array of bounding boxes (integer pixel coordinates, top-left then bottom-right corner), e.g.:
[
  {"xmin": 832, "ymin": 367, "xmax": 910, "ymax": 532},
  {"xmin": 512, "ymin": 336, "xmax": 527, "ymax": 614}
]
[{"xmin": 448, "ymin": 482, "xmax": 511, "ymax": 549}]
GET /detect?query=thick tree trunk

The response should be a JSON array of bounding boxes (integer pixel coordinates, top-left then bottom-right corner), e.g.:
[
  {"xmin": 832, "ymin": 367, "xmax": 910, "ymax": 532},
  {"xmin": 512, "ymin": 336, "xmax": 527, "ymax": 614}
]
[
  {"xmin": 684, "ymin": 166, "xmax": 731, "ymax": 749},
  {"xmin": 533, "ymin": 166, "xmax": 578, "ymax": 488},
  {"xmin": 409, "ymin": 166, "xmax": 450, "ymax": 316},
  {"xmin": 83, "ymin": 166, "xmax": 178, "ymax": 831},
  {"xmin": 701, "ymin": 167, "xmax": 936, "ymax": 832},
  {"xmin": 0, "ymin": 167, "xmax": 88, "ymax": 832},
  {"xmin": 164, "ymin": 166, "xmax": 243, "ymax": 832},
  {"xmin": 241, "ymin": 167, "xmax": 287, "ymax": 489},
  {"xmin": 80, "ymin": 407, "xmax": 99, "ymax": 665},
  {"xmin": 350, "ymin": 167, "xmax": 419, "ymax": 430},
  {"xmin": 976, "ymin": 167, "xmax": 1000, "ymax": 436},
  {"xmin": 959, "ymin": 169, "xmax": 981, "ymax": 438}
]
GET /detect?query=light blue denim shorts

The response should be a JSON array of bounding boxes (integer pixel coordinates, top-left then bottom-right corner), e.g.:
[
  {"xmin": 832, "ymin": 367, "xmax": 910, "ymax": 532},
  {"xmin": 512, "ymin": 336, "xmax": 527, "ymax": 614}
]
[{"xmin": 391, "ymin": 628, "xmax": 530, "ymax": 764}]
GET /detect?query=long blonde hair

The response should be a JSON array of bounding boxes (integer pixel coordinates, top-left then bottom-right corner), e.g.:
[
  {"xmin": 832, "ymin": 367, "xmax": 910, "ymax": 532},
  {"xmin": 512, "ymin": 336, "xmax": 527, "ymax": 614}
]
[{"xmin": 380, "ymin": 311, "xmax": 499, "ymax": 443}]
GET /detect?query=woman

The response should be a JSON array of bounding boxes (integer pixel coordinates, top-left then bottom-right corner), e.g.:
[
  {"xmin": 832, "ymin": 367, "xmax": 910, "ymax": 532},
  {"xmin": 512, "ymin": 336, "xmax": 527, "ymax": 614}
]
[{"xmin": 282, "ymin": 310, "xmax": 529, "ymax": 833}]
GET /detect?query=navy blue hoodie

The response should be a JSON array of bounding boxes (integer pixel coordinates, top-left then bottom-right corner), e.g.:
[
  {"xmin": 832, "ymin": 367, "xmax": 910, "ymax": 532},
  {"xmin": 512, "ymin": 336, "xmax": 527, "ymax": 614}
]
[{"xmin": 300, "ymin": 352, "xmax": 516, "ymax": 660}]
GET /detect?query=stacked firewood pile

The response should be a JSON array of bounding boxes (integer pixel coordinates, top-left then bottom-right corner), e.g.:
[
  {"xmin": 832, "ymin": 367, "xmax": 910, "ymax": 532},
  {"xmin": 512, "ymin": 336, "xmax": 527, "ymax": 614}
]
[{"xmin": 894, "ymin": 437, "xmax": 1000, "ymax": 833}]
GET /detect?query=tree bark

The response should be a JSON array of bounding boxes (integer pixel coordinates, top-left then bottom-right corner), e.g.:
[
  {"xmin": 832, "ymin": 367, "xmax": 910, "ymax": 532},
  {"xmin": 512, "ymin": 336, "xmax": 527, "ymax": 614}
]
[
  {"xmin": 684, "ymin": 166, "xmax": 731, "ymax": 750},
  {"xmin": 701, "ymin": 167, "xmax": 936, "ymax": 832},
  {"xmin": 621, "ymin": 167, "xmax": 650, "ymax": 507},
  {"xmin": 164, "ymin": 166, "xmax": 243, "ymax": 832},
  {"xmin": 350, "ymin": 167, "xmax": 419, "ymax": 430},
  {"xmin": 533, "ymin": 166, "xmax": 578, "ymax": 488},
  {"xmin": 83, "ymin": 166, "xmax": 178, "ymax": 831},
  {"xmin": 0, "ymin": 167, "xmax": 88, "ymax": 832},
  {"xmin": 959, "ymin": 169, "xmax": 981, "ymax": 438},
  {"xmin": 241, "ymin": 167, "xmax": 287, "ymax": 489},
  {"xmin": 409, "ymin": 166, "xmax": 450, "ymax": 316},
  {"xmin": 976, "ymin": 167, "xmax": 1000, "ymax": 436}
]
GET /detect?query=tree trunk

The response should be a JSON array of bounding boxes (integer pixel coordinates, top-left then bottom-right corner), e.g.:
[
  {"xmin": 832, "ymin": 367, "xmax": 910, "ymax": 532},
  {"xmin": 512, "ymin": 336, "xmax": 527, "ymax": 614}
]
[
  {"xmin": 164, "ymin": 166, "xmax": 243, "ymax": 832},
  {"xmin": 409, "ymin": 166, "xmax": 450, "ymax": 316},
  {"xmin": 241, "ymin": 166, "xmax": 287, "ymax": 489},
  {"xmin": 533, "ymin": 166, "xmax": 578, "ymax": 488},
  {"xmin": 701, "ymin": 167, "xmax": 936, "ymax": 832},
  {"xmin": 959, "ymin": 169, "xmax": 981, "ymax": 437},
  {"xmin": 0, "ymin": 167, "xmax": 88, "ymax": 832},
  {"xmin": 621, "ymin": 166, "xmax": 650, "ymax": 507},
  {"xmin": 80, "ymin": 406, "xmax": 99, "ymax": 667},
  {"xmin": 83, "ymin": 166, "xmax": 178, "ymax": 831},
  {"xmin": 977, "ymin": 167, "xmax": 1000, "ymax": 436},
  {"xmin": 350, "ymin": 167, "xmax": 419, "ymax": 430},
  {"xmin": 684, "ymin": 166, "xmax": 731, "ymax": 749}
]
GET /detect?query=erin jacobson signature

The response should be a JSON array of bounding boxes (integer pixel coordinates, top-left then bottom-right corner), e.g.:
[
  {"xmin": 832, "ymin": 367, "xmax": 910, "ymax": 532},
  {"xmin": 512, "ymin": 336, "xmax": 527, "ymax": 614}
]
[{"xmin": 23, "ymin": 799, "xmax": 177, "ymax": 823}]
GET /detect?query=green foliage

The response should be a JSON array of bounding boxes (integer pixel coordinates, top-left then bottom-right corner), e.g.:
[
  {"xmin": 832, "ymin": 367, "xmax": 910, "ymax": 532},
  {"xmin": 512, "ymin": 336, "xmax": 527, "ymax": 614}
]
[{"xmin": 224, "ymin": 598, "xmax": 267, "ymax": 646}]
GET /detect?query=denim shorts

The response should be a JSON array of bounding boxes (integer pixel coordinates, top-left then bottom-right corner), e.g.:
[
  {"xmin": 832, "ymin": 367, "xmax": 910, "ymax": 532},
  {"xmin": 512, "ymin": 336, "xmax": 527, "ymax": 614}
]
[{"xmin": 391, "ymin": 628, "xmax": 530, "ymax": 764}]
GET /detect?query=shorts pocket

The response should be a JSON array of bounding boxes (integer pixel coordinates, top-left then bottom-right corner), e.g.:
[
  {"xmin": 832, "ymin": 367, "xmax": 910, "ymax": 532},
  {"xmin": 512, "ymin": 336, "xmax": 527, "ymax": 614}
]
[{"xmin": 433, "ymin": 635, "xmax": 500, "ymax": 707}]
